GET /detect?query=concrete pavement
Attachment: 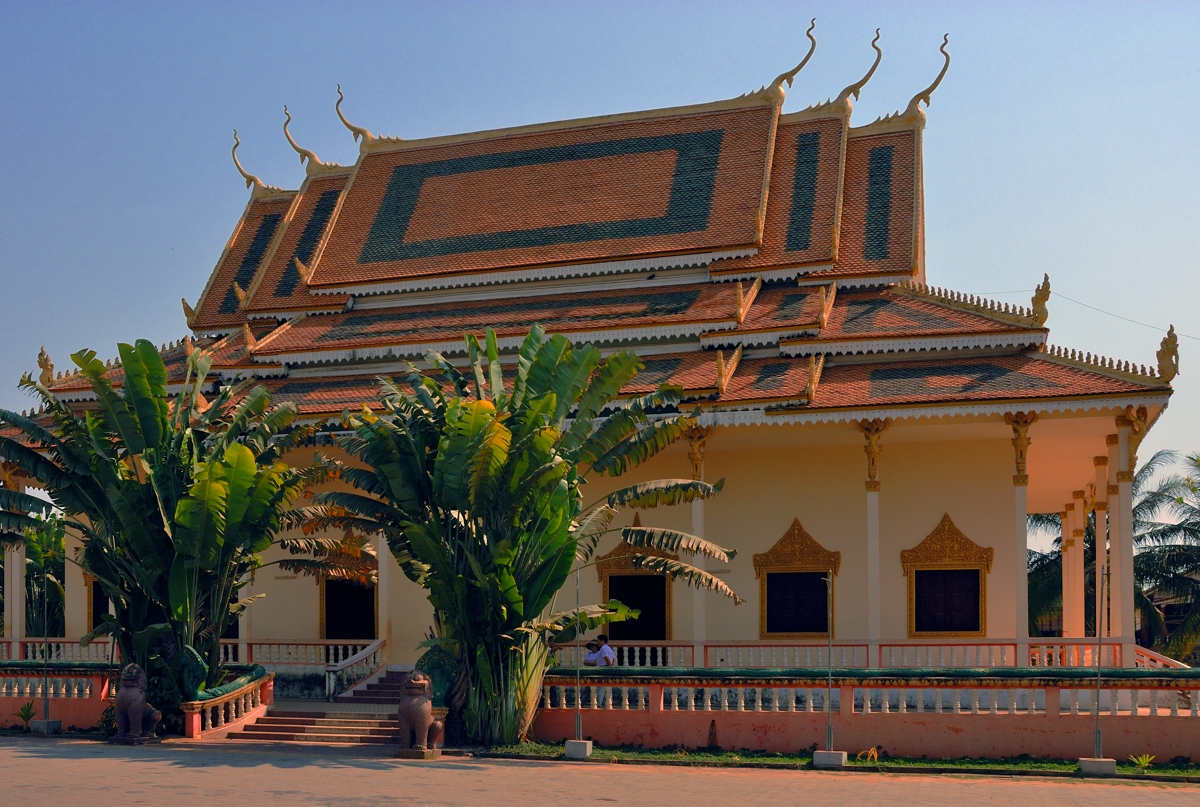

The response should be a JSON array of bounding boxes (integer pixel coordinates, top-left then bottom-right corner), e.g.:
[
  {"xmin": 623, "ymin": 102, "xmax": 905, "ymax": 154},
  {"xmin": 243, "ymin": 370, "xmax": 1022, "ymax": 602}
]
[{"xmin": 2, "ymin": 739, "xmax": 1197, "ymax": 806}]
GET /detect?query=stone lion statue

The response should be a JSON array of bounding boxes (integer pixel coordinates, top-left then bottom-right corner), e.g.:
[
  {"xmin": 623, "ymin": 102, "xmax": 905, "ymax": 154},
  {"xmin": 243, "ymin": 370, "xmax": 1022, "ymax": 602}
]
[
  {"xmin": 396, "ymin": 670, "xmax": 444, "ymax": 750},
  {"xmin": 111, "ymin": 663, "xmax": 162, "ymax": 743}
]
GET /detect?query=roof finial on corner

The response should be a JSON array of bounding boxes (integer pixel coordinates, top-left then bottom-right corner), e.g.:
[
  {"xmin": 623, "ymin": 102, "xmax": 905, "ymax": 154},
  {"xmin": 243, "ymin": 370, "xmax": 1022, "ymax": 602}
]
[
  {"xmin": 336, "ymin": 85, "xmax": 375, "ymax": 143},
  {"xmin": 231, "ymin": 130, "xmax": 265, "ymax": 190},
  {"xmin": 283, "ymin": 105, "xmax": 324, "ymax": 167},
  {"xmin": 838, "ymin": 29, "xmax": 882, "ymax": 105},
  {"xmin": 771, "ymin": 19, "xmax": 818, "ymax": 96},
  {"xmin": 904, "ymin": 34, "xmax": 950, "ymax": 118}
]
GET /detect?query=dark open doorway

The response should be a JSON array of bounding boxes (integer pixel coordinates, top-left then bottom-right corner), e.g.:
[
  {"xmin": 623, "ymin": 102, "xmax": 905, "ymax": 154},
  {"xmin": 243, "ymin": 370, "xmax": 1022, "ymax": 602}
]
[
  {"xmin": 323, "ymin": 580, "xmax": 376, "ymax": 641},
  {"xmin": 606, "ymin": 574, "xmax": 668, "ymax": 641}
]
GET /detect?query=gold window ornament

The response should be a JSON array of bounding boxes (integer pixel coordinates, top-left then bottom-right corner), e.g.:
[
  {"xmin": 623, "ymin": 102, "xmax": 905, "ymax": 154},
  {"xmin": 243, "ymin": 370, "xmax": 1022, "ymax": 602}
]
[
  {"xmin": 901, "ymin": 513, "xmax": 993, "ymax": 638},
  {"xmin": 753, "ymin": 518, "xmax": 840, "ymax": 639},
  {"xmin": 595, "ymin": 513, "xmax": 676, "ymax": 640}
]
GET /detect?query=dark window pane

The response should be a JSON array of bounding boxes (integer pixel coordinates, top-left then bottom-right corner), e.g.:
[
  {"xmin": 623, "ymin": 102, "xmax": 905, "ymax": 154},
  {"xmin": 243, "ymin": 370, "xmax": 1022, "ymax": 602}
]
[
  {"xmin": 607, "ymin": 575, "xmax": 667, "ymax": 640},
  {"xmin": 90, "ymin": 581, "xmax": 110, "ymax": 630},
  {"xmin": 914, "ymin": 569, "xmax": 981, "ymax": 633},
  {"xmin": 766, "ymin": 571, "xmax": 829, "ymax": 634},
  {"xmin": 325, "ymin": 580, "xmax": 376, "ymax": 640}
]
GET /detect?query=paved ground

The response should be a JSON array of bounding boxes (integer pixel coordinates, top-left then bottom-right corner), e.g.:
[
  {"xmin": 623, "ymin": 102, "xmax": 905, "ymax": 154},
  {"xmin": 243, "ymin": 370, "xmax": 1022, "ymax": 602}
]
[{"xmin": 3, "ymin": 739, "xmax": 1197, "ymax": 806}]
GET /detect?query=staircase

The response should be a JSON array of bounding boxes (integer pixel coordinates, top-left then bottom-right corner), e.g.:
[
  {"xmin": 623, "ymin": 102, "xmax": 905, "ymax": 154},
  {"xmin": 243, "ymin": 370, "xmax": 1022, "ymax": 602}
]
[
  {"xmin": 225, "ymin": 706, "xmax": 401, "ymax": 745},
  {"xmin": 335, "ymin": 669, "xmax": 412, "ymax": 704}
]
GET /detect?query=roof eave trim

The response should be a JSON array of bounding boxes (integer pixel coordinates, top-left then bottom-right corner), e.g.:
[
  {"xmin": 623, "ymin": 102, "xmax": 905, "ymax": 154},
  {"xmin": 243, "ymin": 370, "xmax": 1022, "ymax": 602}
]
[{"xmin": 780, "ymin": 331, "xmax": 1047, "ymax": 357}]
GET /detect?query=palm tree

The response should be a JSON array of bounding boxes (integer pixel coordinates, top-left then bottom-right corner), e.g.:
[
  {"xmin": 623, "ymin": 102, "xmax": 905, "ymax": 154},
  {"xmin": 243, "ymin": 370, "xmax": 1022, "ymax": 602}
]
[
  {"xmin": 1027, "ymin": 450, "xmax": 1190, "ymax": 650},
  {"xmin": 0, "ymin": 338, "xmax": 336, "ymax": 709},
  {"xmin": 1133, "ymin": 451, "xmax": 1200, "ymax": 659},
  {"xmin": 303, "ymin": 326, "xmax": 738, "ymax": 745}
]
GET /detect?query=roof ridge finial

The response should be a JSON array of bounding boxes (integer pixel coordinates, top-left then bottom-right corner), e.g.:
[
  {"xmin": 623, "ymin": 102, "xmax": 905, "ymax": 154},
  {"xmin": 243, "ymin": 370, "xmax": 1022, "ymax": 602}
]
[
  {"xmin": 335, "ymin": 85, "xmax": 375, "ymax": 143},
  {"xmin": 838, "ymin": 29, "xmax": 882, "ymax": 105},
  {"xmin": 771, "ymin": 19, "xmax": 818, "ymax": 97},
  {"xmin": 231, "ymin": 130, "xmax": 264, "ymax": 190},
  {"xmin": 283, "ymin": 105, "xmax": 324, "ymax": 167},
  {"xmin": 903, "ymin": 34, "xmax": 951, "ymax": 118}
]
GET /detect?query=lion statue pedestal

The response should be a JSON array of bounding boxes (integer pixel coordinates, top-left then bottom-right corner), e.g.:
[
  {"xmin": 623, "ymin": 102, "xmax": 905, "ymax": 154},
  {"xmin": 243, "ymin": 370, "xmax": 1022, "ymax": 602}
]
[
  {"xmin": 394, "ymin": 670, "xmax": 445, "ymax": 759},
  {"xmin": 109, "ymin": 663, "xmax": 163, "ymax": 745}
]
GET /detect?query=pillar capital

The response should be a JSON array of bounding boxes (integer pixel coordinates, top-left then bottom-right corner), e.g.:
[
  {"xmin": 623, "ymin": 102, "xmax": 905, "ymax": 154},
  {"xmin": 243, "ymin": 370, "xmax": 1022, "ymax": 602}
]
[
  {"xmin": 856, "ymin": 418, "xmax": 890, "ymax": 482},
  {"xmin": 1105, "ymin": 434, "xmax": 1119, "ymax": 446},
  {"xmin": 865, "ymin": 480, "xmax": 881, "ymax": 492},
  {"xmin": 1064, "ymin": 502, "xmax": 1075, "ymax": 512},
  {"xmin": 1116, "ymin": 471, "xmax": 1134, "ymax": 483},
  {"xmin": 1094, "ymin": 500, "xmax": 1108, "ymax": 511},
  {"xmin": 1004, "ymin": 411, "xmax": 1038, "ymax": 478},
  {"xmin": 1093, "ymin": 456, "xmax": 1108, "ymax": 467},
  {"xmin": 1073, "ymin": 529, "xmax": 1085, "ymax": 538},
  {"xmin": 1012, "ymin": 474, "xmax": 1028, "ymax": 487},
  {"xmin": 683, "ymin": 425, "xmax": 714, "ymax": 482},
  {"xmin": 1107, "ymin": 484, "xmax": 1119, "ymax": 496},
  {"xmin": 1072, "ymin": 489, "xmax": 1086, "ymax": 500}
]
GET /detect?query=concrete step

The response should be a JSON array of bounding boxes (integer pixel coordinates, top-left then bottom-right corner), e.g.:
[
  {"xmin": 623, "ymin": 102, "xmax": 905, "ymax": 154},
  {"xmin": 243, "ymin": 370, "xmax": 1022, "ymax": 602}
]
[
  {"xmin": 241, "ymin": 723, "xmax": 399, "ymax": 737},
  {"xmin": 226, "ymin": 730, "xmax": 398, "ymax": 745},
  {"xmin": 251, "ymin": 718, "xmax": 399, "ymax": 730}
]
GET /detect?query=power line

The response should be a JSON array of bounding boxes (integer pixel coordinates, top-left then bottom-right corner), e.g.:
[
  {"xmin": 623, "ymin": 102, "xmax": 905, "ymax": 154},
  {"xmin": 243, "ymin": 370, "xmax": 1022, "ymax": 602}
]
[{"xmin": 958, "ymin": 287, "xmax": 1198, "ymax": 342}]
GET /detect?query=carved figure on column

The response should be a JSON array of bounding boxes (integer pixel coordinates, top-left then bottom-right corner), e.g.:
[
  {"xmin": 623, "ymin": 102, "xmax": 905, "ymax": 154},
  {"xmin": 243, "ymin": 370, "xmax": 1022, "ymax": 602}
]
[
  {"xmin": 857, "ymin": 418, "xmax": 890, "ymax": 489},
  {"xmin": 1156, "ymin": 325, "xmax": 1178, "ymax": 384},
  {"xmin": 396, "ymin": 670, "xmax": 444, "ymax": 752},
  {"xmin": 684, "ymin": 425, "xmax": 714, "ymax": 482},
  {"xmin": 110, "ymin": 664, "xmax": 162, "ymax": 744},
  {"xmin": 1120, "ymin": 405, "xmax": 1149, "ymax": 476},
  {"xmin": 1004, "ymin": 411, "xmax": 1038, "ymax": 485}
]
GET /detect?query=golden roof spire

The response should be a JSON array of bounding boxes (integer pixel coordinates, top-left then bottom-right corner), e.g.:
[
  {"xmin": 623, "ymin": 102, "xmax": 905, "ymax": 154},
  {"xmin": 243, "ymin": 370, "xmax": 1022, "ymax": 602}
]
[
  {"xmin": 283, "ymin": 105, "xmax": 324, "ymax": 167},
  {"xmin": 837, "ymin": 29, "xmax": 882, "ymax": 106},
  {"xmin": 336, "ymin": 85, "xmax": 375, "ymax": 143},
  {"xmin": 903, "ymin": 34, "xmax": 950, "ymax": 119},
  {"xmin": 231, "ymin": 129, "xmax": 265, "ymax": 190}
]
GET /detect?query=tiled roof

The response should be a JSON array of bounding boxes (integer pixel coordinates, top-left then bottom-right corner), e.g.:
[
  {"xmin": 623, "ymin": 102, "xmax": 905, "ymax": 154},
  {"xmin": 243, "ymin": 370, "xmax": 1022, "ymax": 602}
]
[
  {"xmin": 807, "ymin": 287, "xmax": 1019, "ymax": 341},
  {"xmin": 619, "ymin": 351, "xmax": 723, "ymax": 395},
  {"xmin": 308, "ymin": 106, "xmax": 777, "ymax": 292},
  {"xmin": 192, "ymin": 194, "xmax": 296, "ymax": 332},
  {"xmin": 832, "ymin": 129, "xmax": 917, "ymax": 279},
  {"xmin": 713, "ymin": 355, "xmax": 812, "ymax": 404},
  {"xmin": 253, "ymin": 282, "xmax": 740, "ymax": 361},
  {"xmin": 48, "ymin": 342, "xmax": 193, "ymax": 393},
  {"xmin": 254, "ymin": 374, "xmax": 388, "ymax": 416},
  {"xmin": 246, "ymin": 175, "xmax": 352, "ymax": 315},
  {"xmin": 709, "ymin": 116, "xmax": 846, "ymax": 276},
  {"xmin": 702, "ymin": 281, "xmax": 826, "ymax": 346},
  {"xmin": 809, "ymin": 354, "xmax": 1151, "ymax": 410}
]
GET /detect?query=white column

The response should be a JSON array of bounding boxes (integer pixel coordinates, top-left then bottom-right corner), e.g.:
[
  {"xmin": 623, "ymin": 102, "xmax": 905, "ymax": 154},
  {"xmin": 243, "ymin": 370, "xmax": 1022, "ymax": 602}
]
[
  {"xmin": 63, "ymin": 527, "xmax": 87, "ymax": 638},
  {"xmin": 691, "ymin": 497, "xmax": 706, "ymax": 667},
  {"xmin": 1093, "ymin": 456, "xmax": 1109, "ymax": 641},
  {"xmin": 1014, "ymin": 480, "xmax": 1029, "ymax": 662},
  {"xmin": 1116, "ymin": 423, "xmax": 1136, "ymax": 666},
  {"xmin": 1070, "ymin": 490, "xmax": 1087, "ymax": 639},
  {"xmin": 374, "ymin": 532, "xmax": 391, "ymax": 661},
  {"xmin": 4, "ymin": 541, "xmax": 26, "ymax": 644},
  {"xmin": 1060, "ymin": 504, "xmax": 1073, "ymax": 638},
  {"xmin": 238, "ymin": 574, "xmax": 252, "ymax": 664},
  {"xmin": 866, "ymin": 481, "xmax": 880, "ymax": 661},
  {"xmin": 1105, "ymin": 436, "xmax": 1123, "ymax": 641}
]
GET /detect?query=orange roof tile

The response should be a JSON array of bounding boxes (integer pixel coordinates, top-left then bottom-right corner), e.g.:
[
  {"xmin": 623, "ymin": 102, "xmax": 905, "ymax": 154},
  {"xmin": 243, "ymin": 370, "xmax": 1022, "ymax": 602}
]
[
  {"xmin": 246, "ymin": 175, "xmax": 352, "ymax": 316},
  {"xmin": 192, "ymin": 194, "xmax": 296, "ymax": 332},
  {"xmin": 833, "ymin": 129, "xmax": 917, "ymax": 278},
  {"xmin": 709, "ymin": 116, "xmax": 845, "ymax": 277},
  {"xmin": 253, "ymin": 282, "xmax": 740, "ymax": 362},
  {"xmin": 308, "ymin": 106, "xmax": 777, "ymax": 292}
]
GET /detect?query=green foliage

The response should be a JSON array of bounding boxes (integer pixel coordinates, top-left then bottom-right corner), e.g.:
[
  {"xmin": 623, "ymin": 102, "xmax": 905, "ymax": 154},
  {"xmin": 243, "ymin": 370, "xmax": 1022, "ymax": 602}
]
[
  {"xmin": 304, "ymin": 327, "xmax": 737, "ymax": 745},
  {"xmin": 0, "ymin": 338, "xmax": 337, "ymax": 712},
  {"xmin": 1129, "ymin": 753, "xmax": 1155, "ymax": 774},
  {"xmin": 12, "ymin": 700, "xmax": 35, "ymax": 729}
]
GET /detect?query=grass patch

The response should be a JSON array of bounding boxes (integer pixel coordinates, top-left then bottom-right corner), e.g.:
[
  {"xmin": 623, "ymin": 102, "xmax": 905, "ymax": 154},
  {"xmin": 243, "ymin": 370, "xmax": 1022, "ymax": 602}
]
[{"xmin": 485, "ymin": 743, "xmax": 1200, "ymax": 777}]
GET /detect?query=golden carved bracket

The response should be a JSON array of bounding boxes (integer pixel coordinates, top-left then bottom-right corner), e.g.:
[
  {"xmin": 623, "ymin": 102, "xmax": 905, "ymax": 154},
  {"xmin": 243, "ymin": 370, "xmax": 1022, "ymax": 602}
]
[
  {"xmin": 900, "ymin": 514, "xmax": 994, "ymax": 577},
  {"xmin": 753, "ymin": 519, "xmax": 840, "ymax": 578},
  {"xmin": 857, "ymin": 418, "xmax": 890, "ymax": 482},
  {"xmin": 684, "ymin": 425, "xmax": 714, "ymax": 482},
  {"xmin": 1004, "ymin": 411, "xmax": 1037, "ymax": 477}
]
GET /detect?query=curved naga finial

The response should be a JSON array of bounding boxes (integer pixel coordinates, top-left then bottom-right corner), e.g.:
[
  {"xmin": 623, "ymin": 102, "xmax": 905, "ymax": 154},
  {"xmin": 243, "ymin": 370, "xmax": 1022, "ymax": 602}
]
[
  {"xmin": 231, "ymin": 130, "xmax": 265, "ymax": 189},
  {"xmin": 903, "ymin": 34, "xmax": 950, "ymax": 118},
  {"xmin": 283, "ymin": 105, "xmax": 324, "ymax": 167},
  {"xmin": 1156, "ymin": 325, "xmax": 1179, "ymax": 383},
  {"xmin": 1030, "ymin": 273, "xmax": 1050, "ymax": 327},
  {"xmin": 335, "ymin": 85, "xmax": 375, "ymax": 143},
  {"xmin": 771, "ymin": 19, "xmax": 818, "ymax": 95},
  {"xmin": 838, "ymin": 29, "xmax": 882, "ymax": 104}
]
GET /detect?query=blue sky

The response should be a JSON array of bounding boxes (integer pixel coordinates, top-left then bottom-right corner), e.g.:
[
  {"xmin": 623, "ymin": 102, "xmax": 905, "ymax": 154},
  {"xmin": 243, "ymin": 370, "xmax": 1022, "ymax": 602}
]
[{"xmin": 0, "ymin": 1, "xmax": 1196, "ymax": 461}]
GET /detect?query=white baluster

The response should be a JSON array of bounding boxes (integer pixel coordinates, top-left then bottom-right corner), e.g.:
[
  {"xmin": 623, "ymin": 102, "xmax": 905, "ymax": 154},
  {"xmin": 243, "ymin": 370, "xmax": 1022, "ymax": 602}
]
[
  {"xmin": 1192, "ymin": 690, "xmax": 1199, "ymax": 718},
  {"xmin": 1150, "ymin": 689, "xmax": 1159, "ymax": 716},
  {"xmin": 970, "ymin": 689, "xmax": 979, "ymax": 714}
]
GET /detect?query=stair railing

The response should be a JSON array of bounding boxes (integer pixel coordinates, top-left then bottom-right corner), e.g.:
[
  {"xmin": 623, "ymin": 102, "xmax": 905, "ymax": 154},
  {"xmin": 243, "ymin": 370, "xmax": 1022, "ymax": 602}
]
[{"xmin": 326, "ymin": 638, "xmax": 387, "ymax": 701}]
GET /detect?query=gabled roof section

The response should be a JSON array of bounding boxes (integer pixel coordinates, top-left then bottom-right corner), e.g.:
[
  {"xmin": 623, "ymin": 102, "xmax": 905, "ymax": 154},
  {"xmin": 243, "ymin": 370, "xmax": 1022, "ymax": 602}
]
[
  {"xmin": 245, "ymin": 173, "xmax": 353, "ymax": 317},
  {"xmin": 190, "ymin": 192, "xmax": 296, "ymax": 333},
  {"xmin": 252, "ymin": 281, "xmax": 741, "ymax": 364},
  {"xmin": 307, "ymin": 101, "xmax": 781, "ymax": 295}
]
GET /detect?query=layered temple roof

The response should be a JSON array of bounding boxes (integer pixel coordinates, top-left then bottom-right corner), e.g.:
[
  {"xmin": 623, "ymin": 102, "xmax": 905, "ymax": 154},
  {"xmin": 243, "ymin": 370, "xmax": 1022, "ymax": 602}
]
[{"xmin": 42, "ymin": 29, "xmax": 1174, "ymax": 427}]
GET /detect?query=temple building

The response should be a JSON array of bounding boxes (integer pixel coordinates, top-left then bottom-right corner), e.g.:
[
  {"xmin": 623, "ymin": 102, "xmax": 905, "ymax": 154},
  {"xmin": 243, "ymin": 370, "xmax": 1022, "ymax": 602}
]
[{"xmin": 16, "ymin": 31, "xmax": 1180, "ymax": 682}]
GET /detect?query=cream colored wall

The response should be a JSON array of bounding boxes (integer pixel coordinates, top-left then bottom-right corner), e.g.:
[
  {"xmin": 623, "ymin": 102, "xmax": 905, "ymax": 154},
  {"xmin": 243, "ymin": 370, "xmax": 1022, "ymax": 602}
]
[
  {"xmin": 250, "ymin": 424, "xmax": 1020, "ymax": 652},
  {"xmin": 879, "ymin": 439, "xmax": 1016, "ymax": 640}
]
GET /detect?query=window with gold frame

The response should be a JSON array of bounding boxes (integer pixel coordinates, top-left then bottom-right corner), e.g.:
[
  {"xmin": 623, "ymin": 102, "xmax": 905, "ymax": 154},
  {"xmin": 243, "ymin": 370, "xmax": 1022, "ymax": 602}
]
[
  {"xmin": 901, "ymin": 513, "xmax": 993, "ymax": 638},
  {"xmin": 753, "ymin": 518, "xmax": 840, "ymax": 639},
  {"xmin": 594, "ymin": 515, "xmax": 675, "ymax": 641}
]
